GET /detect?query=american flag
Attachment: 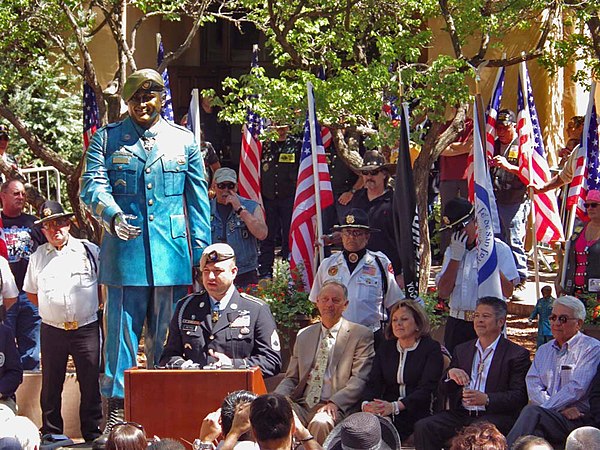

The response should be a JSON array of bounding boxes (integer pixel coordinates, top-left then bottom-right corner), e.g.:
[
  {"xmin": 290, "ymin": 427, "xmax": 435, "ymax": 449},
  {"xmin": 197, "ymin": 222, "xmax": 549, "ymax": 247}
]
[
  {"xmin": 566, "ymin": 82, "xmax": 598, "ymax": 221},
  {"xmin": 157, "ymin": 39, "xmax": 174, "ymax": 122},
  {"xmin": 238, "ymin": 45, "xmax": 264, "ymax": 206},
  {"xmin": 516, "ymin": 61, "xmax": 564, "ymax": 243},
  {"xmin": 473, "ymin": 99, "xmax": 502, "ymax": 298},
  {"xmin": 83, "ymin": 81, "xmax": 100, "ymax": 149},
  {"xmin": 289, "ymin": 84, "xmax": 334, "ymax": 289},
  {"xmin": 467, "ymin": 67, "xmax": 504, "ymax": 203}
]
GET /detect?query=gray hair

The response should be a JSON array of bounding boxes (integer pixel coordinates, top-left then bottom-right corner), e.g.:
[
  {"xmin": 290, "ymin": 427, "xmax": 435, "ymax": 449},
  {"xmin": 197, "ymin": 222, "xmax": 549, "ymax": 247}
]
[
  {"xmin": 565, "ymin": 426, "xmax": 600, "ymax": 450},
  {"xmin": 319, "ymin": 280, "xmax": 348, "ymax": 299},
  {"xmin": 554, "ymin": 296, "xmax": 586, "ymax": 321}
]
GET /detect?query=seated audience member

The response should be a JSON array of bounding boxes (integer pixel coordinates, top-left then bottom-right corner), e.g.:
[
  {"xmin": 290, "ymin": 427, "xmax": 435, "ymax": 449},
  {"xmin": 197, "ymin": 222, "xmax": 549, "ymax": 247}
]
[
  {"xmin": 221, "ymin": 393, "xmax": 322, "ymax": 450},
  {"xmin": 362, "ymin": 300, "xmax": 444, "ymax": 441},
  {"xmin": 106, "ymin": 422, "xmax": 147, "ymax": 450},
  {"xmin": 589, "ymin": 363, "xmax": 600, "ymax": 428},
  {"xmin": 148, "ymin": 438, "xmax": 186, "ymax": 450},
  {"xmin": 0, "ymin": 323, "xmax": 22, "ymax": 414},
  {"xmin": 197, "ymin": 390, "xmax": 258, "ymax": 450},
  {"xmin": 414, "ymin": 297, "xmax": 530, "ymax": 450},
  {"xmin": 565, "ymin": 426, "xmax": 600, "ymax": 450},
  {"xmin": 322, "ymin": 412, "xmax": 401, "ymax": 450},
  {"xmin": 450, "ymin": 422, "xmax": 507, "ymax": 450},
  {"xmin": 506, "ymin": 296, "xmax": 600, "ymax": 448},
  {"xmin": 275, "ymin": 280, "xmax": 374, "ymax": 444},
  {"xmin": 159, "ymin": 243, "xmax": 281, "ymax": 377},
  {"xmin": 511, "ymin": 435, "xmax": 553, "ymax": 450}
]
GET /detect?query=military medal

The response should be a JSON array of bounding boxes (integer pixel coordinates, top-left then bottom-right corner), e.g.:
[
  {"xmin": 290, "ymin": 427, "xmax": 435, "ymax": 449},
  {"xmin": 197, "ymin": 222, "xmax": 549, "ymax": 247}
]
[
  {"xmin": 241, "ymin": 327, "xmax": 250, "ymax": 335},
  {"xmin": 212, "ymin": 310, "xmax": 220, "ymax": 323},
  {"xmin": 263, "ymin": 163, "xmax": 269, "ymax": 172},
  {"xmin": 348, "ymin": 252, "xmax": 359, "ymax": 263},
  {"xmin": 328, "ymin": 266, "xmax": 338, "ymax": 276}
]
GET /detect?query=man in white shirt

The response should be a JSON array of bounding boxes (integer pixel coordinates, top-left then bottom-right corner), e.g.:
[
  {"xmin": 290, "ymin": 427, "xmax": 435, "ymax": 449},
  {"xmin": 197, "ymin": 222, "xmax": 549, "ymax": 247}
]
[
  {"xmin": 23, "ymin": 201, "xmax": 101, "ymax": 442},
  {"xmin": 506, "ymin": 296, "xmax": 600, "ymax": 448},
  {"xmin": 436, "ymin": 197, "xmax": 519, "ymax": 353}
]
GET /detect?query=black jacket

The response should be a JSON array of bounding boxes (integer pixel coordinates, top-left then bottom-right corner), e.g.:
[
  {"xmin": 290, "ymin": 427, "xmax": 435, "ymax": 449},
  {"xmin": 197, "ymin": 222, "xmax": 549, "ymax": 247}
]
[{"xmin": 159, "ymin": 289, "xmax": 282, "ymax": 377}]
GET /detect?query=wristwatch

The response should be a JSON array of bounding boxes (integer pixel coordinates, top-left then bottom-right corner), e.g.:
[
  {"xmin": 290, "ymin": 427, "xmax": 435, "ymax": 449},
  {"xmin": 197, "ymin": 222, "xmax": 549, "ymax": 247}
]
[
  {"xmin": 235, "ymin": 205, "xmax": 247, "ymax": 215},
  {"xmin": 193, "ymin": 440, "xmax": 215, "ymax": 450},
  {"xmin": 350, "ymin": 187, "xmax": 357, "ymax": 194}
]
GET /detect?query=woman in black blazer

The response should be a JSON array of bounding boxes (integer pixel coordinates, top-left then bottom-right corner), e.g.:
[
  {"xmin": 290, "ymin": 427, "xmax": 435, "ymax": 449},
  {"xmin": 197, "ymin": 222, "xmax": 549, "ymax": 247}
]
[{"xmin": 363, "ymin": 299, "xmax": 445, "ymax": 441}]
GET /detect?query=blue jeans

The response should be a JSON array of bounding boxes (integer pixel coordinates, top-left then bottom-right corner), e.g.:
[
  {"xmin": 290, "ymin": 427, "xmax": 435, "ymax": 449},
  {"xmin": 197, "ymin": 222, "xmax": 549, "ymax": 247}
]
[
  {"xmin": 497, "ymin": 201, "xmax": 529, "ymax": 281},
  {"xmin": 101, "ymin": 285, "xmax": 188, "ymax": 399},
  {"xmin": 4, "ymin": 291, "xmax": 41, "ymax": 370}
]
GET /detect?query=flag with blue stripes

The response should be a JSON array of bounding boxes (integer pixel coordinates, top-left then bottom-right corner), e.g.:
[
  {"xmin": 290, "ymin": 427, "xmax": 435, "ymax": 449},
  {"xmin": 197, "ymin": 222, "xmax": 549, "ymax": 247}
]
[
  {"xmin": 473, "ymin": 99, "xmax": 502, "ymax": 298},
  {"xmin": 157, "ymin": 40, "xmax": 174, "ymax": 122}
]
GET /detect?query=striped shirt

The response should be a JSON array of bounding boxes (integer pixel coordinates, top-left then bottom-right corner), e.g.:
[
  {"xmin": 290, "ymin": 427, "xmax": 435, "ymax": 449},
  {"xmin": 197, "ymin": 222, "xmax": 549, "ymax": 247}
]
[{"xmin": 526, "ymin": 332, "xmax": 600, "ymax": 413}]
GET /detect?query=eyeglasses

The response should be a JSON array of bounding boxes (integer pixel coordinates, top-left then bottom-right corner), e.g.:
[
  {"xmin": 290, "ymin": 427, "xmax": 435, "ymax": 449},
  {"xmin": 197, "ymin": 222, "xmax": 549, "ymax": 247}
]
[
  {"xmin": 584, "ymin": 203, "xmax": 599, "ymax": 209},
  {"xmin": 361, "ymin": 169, "xmax": 381, "ymax": 176},
  {"xmin": 341, "ymin": 229, "xmax": 369, "ymax": 237},
  {"xmin": 548, "ymin": 314, "xmax": 579, "ymax": 324},
  {"xmin": 42, "ymin": 218, "xmax": 71, "ymax": 230},
  {"xmin": 216, "ymin": 182, "xmax": 236, "ymax": 190}
]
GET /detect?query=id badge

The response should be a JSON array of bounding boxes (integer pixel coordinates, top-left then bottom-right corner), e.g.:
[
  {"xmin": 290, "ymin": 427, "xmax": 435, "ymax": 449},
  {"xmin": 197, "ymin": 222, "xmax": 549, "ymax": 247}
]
[{"xmin": 588, "ymin": 278, "xmax": 600, "ymax": 292}]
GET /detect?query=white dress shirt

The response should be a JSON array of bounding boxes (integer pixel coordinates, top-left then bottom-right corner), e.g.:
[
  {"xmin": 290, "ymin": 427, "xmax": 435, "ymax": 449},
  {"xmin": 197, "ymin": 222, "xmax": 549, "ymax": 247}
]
[
  {"xmin": 464, "ymin": 334, "xmax": 501, "ymax": 411},
  {"xmin": 23, "ymin": 236, "xmax": 99, "ymax": 328}
]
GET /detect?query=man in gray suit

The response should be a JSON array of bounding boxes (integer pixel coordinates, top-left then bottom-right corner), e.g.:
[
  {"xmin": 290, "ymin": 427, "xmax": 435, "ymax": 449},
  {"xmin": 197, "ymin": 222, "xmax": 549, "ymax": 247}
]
[{"xmin": 275, "ymin": 280, "xmax": 374, "ymax": 444}]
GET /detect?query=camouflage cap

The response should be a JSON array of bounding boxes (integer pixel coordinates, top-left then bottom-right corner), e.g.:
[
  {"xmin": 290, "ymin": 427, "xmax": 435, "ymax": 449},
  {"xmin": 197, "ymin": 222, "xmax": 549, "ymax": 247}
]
[
  {"xmin": 122, "ymin": 69, "xmax": 165, "ymax": 102},
  {"xmin": 200, "ymin": 243, "xmax": 236, "ymax": 270}
]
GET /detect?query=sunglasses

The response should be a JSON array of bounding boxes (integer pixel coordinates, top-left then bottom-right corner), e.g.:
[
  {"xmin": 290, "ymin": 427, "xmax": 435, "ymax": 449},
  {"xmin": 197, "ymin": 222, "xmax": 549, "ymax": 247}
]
[
  {"xmin": 341, "ymin": 229, "xmax": 369, "ymax": 237},
  {"xmin": 548, "ymin": 314, "xmax": 578, "ymax": 324},
  {"xmin": 216, "ymin": 182, "xmax": 236, "ymax": 190},
  {"xmin": 584, "ymin": 203, "xmax": 599, "ymax": 209},
  {"xmin": 361, "ymin": 169, "xmax": 382, "ymax": 176},
  {"xmin": 42, "ymin": 218, "xmax": 71, "ymax": 230}
]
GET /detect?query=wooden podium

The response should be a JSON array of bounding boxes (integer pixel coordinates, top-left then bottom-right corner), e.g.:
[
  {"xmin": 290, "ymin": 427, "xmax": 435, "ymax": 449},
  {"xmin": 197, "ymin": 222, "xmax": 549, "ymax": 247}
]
[{"xmin": 124, "ymin": 367, "xmax": 267, "ymax": 444}]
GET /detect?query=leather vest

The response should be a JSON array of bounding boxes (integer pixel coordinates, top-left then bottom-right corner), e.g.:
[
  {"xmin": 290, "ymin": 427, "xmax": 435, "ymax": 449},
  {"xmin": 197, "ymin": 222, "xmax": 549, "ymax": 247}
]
[
  {"xmin": 210, "ymin": 197, "xmax": 259, "ymax": 275},
  {"xmin": 564, "ymin": 226, "xmax": 600, "ymax": 295},
  {"xmin": 491, "ymin": 138, "xmax": 527, "ymax": 204}
]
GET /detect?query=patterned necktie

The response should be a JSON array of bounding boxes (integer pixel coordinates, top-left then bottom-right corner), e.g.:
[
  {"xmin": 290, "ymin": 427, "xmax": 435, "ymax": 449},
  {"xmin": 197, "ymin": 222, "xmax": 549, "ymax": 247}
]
[{"xmin": 305, "ymin": 331, "xmax": 334, "ymax": 408}]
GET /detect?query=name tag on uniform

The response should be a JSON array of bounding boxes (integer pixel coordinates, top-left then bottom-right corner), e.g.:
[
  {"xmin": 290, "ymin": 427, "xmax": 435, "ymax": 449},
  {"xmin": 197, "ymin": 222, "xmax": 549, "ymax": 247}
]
[
  {"xmin": 231, "ymin": 315, "xmax": 251, "ymax": 328},
  {"xmin": 182, "ymin": 324, "xmax": 198, "ymax": 332},
  {"xmin": 279, "ymin": 153, "xmax": 296, "ymax": 163},
  {"xmin": 112, "ymin": 156, "xmax": 131, "ymax": 164}
]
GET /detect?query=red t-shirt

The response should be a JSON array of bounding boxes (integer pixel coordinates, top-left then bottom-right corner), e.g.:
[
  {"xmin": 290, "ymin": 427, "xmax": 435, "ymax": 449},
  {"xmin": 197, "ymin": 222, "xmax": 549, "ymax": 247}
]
[{"xmin": 439, "ymin": 118, "xmax": 474, "ymax": 181}]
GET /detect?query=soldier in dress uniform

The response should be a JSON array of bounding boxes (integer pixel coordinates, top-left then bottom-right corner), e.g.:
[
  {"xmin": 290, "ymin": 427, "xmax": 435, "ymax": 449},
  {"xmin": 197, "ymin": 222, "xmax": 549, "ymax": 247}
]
[{"xmin": 159, "ymin": 243, "xmax": 282, "ymax": 377}]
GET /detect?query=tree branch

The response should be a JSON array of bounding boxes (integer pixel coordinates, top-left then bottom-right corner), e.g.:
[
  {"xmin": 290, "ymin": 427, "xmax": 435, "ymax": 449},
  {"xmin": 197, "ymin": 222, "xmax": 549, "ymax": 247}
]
[
  {"xmin": 439, "ymin": 0, "xmax": 464, "ymax": 60},
  {"xmin": 0, "ymin": 104, "xmax": 76, "ymax": 176}
]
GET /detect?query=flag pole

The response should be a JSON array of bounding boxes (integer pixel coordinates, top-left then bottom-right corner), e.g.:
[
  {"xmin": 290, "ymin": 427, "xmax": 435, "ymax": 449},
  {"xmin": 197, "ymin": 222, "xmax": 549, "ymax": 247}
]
[
  {"xmin": 156, "ymin": 33, "xmax": 161, "ymax": 58},
  {"xmin": 307, "ymin": 82, "xmax": 325, "ymax": 274},
  {"xmin": 519, "ymin": 59, "xmax": 541, "ymax": 297}
]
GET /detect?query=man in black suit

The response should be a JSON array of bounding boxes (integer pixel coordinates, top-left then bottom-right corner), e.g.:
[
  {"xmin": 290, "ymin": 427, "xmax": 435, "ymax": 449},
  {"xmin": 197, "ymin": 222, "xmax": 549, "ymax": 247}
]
[
  {"xmin": 159, "ymin": 243, "xmax": 282, "ymax": 377},
  {"xmin": 413, "ymin": 296, "xmax": 530, "ymax": 450},
  {"xmin": 589, "ymin": 363, "xmax": 600, "ymax": 428}
]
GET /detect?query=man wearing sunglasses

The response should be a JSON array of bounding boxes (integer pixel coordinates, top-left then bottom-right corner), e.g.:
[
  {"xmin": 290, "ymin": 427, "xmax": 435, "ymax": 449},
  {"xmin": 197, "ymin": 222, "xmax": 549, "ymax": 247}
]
[
  {"xmin": 507, "ymin": 295, "xmax": 600, "ymax": 448},
  {"xmin": 347, "ymin": 151, "xmax": 402, "ymax": 284},
  {"xmin": 310, "ymin": 208, "xmax": 403, "ymax": 342},
  {"xmin": 210, "ymin": 168, "xmax": 267, "ymax": 289},
  {"xmin": 80, "ymin": 69, "xmax": 211, "ymax": 448},
  {"xmin": 23, "ymin": 201, "xmax": 102, "ymax": 442}
]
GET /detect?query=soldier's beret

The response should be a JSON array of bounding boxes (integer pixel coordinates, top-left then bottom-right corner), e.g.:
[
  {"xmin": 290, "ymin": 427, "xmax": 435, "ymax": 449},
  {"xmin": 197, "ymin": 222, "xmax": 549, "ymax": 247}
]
[
  {"xmin": 200, "ymin": 243, "xmax": 235, "ymax": 270},
  {"xmin": 122, "ymin": 69, "xmax": 165, "ymax": 102}
]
